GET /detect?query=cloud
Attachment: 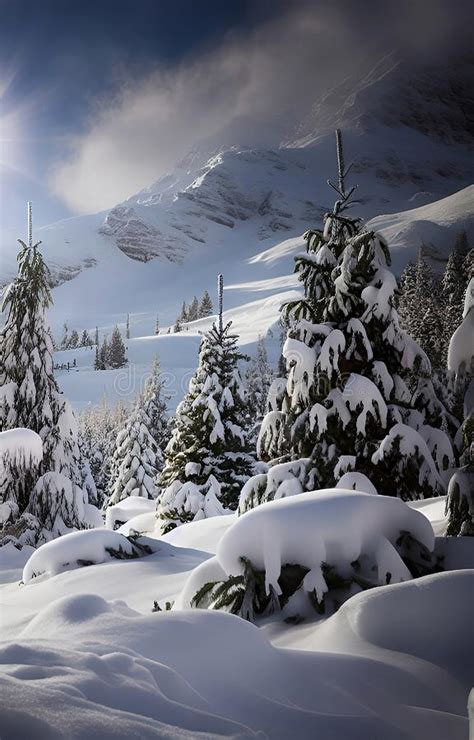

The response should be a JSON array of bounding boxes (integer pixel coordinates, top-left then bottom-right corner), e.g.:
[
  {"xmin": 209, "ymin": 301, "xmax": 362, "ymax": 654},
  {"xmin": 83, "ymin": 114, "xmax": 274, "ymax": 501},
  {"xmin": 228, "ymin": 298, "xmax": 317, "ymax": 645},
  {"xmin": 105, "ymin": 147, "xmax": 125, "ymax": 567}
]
[{"xmin": 49, "ymin": 0, "xmax": 471, "ymax": 213}]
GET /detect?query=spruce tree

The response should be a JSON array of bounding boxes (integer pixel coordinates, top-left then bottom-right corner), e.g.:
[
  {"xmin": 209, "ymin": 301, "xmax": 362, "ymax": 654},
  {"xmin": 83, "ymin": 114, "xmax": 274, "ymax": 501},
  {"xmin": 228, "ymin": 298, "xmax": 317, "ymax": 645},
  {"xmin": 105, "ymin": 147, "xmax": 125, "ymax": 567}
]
[
  {"xmin": 245, "ymin": 336, "xmax": 274, "ymax": 445},
  {"xmin": 179, "ymin": 301, "xmax": 188, "ymax": 323},
  {"xmin": 107, "ymin": 401, "xmax": 161, "ymax": 506},
  {"xmin": 157, "ymin": 321, "xmax": 255, "ymax": 532},
  {"xmin": 99, "ymin": 336, "xmax": 109, "ymax": 369},
  {"xmin": 60, "ymin": 322, "xmax": 69, "ymax": 350},
  {"xmin": 126, "ymin": 313, "xmax": 130, "ymax": 339},
  {"xmin": 398, "ymin": 248, "xmax": 446, "ymax": 369},
  {"xmin": 199, "ymin": 290, "xmax": 213, "ymax": 318},
  {"xmin": 155, "ymin": 314, "xmax": 160, "ymax": 335},
  {"xmin": 241, "ymin": 130, "xmax": 454, "ymax": 511},
  {"xmin": 80, "ymin": 329, "xmax": 90, "ymax": 347},
  {"xmin": 143, "ymin": 357, "xmax": 170, "ymax": 454},
  {"xmin": 446, "ymin": 278, "xmax": 474, "ymax": 536},
  {"xmin": 0, "ymin": 239, "xmax": 97, "ymax": 543},
  {"xmin": 95, "ymin": 326, "xmax": 99, "ymax": 346},
  {"xmin": 188, "ymin": 296, "xmax": 199, "ymax": 322},
  {"xmin": 108, "ymin": 326, "xmax": 127, "ymax": 369},
  {"xmin": 69, "ymin": 329, "xmax": 79, "ymax": 348}
]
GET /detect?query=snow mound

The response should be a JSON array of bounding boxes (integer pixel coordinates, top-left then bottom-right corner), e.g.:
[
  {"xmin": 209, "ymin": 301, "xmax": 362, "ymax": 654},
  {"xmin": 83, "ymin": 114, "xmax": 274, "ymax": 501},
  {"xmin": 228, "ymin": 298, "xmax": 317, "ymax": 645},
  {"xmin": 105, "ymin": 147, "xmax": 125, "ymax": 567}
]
[
  {"xmin": 1, "ymin": 574, "xmax": 472, "ymax": 740},
  {"xmin": 0, "ymin": 428, "xmax": 43, "ymax": 465},
  {"xmin": 180, "ymin": 489, "xmax": 435, "ymax": 613},
  {"xmin": 105, "ymin": 496, "xmax": 156, "ymax": 530},
  {"xmin": 22, "ymin": 528, "xmax": 153, "ymax": 583},
  {"xmin": 314, "ymin": 569, "xmax": 474, "ymax": 688}
]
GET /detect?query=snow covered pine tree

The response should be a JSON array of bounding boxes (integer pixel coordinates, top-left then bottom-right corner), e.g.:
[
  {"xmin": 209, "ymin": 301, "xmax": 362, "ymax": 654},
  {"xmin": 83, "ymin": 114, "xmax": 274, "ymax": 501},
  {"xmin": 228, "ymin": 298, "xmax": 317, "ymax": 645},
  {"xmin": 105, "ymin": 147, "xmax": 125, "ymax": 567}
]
[
  {"xmin": 245, "ymin": 336, "xmax": 274, "ymax": 445},
  {"xmin": 446, "ymin": 278, "xmax": 474, "ymax": 536},
  {"xmin": 0, "ymin": 238, "xmax": 100, "ymax": 545},
  {"xmin": 157, "ymin": 319, "xmax": 255, "ymax": 532},
  {"xmin": 241, "ymin": 130, "xmax": 455, "ymax": 512},
  {"xmin": 106, "ymin": 399, "xmax": 163, "ymax": 507}
]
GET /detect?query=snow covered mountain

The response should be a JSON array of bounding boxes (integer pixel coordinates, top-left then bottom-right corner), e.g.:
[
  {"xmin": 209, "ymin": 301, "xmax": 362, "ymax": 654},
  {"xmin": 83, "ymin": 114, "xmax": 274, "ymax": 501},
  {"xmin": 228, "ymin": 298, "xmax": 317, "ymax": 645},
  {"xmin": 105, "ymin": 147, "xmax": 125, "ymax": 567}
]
[{"xmin": 1, "ymin": 53, "xmax": 472, "ymax": 410}]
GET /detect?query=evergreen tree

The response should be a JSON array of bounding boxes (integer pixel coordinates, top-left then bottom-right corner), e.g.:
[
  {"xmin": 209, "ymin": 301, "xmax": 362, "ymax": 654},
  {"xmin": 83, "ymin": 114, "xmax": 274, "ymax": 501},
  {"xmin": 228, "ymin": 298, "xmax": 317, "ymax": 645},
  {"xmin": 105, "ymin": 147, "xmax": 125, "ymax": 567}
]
[
  {"xmin": 143, "ymin": 357, "xmax": 170, "ymax": 454},
  {"xmin": 107, "ymin": 401, "xmax": 161, "ymax": 506},
  {"xmin": 155, "ymin": 314, "xmax": 160, "ymax": 335},
  {"xmin": 188, "ymin": 296, "xmax": 199, "ymax": 322},
  {"xmin": 99, "ymin": 336, "xmax": 109, "ymax": 370},
  {"xmin": 79, "ymin": 399, "xmax": 128, "ymax": 506},
  {"xmin": 95, "ymin": 326, "xmax": 99, "ymax": 346},
  {"xmin": 398, "ymin": 248, "xmax": 446, "ymax": 369},
  {"xmin": 199, "ymin": 290, "xmax": 213, "ymax": 318},
  {"xmin": 174, "ymin": 318, "xmax": 182, "ymax": 333},
  {"xmin": 179, "ymin": 301, "xmax": 188, "ymax": 323},
  {"xmin": 126, "ymin": 313, "xmax": 130, "ymax": 339},
  {"xmin": 60, "ymin": 322, "xmax": 69, "ymax": 350},
  {"xmin": 245, "ymin": 336, "xmax": 274, "ymax": 444},
  {"xmin": 442, "ymin": 232, "xmax": 470, "ymax": 343},
  {"xmin": 80, "ymin": 329, "xmax": 91, "ymax": 347},
  {"xmin": 240, "ymin": 131, "xmax": 454, "ymax": 512},
  {"xmin": 157, "ymin": 321, "xmax": 255, "ymax": 532},
  {"xmin": 94, "ymin": 344, "xmax": 101, "ymax": 371},
  {"xmin": 108, "ymin": 326, "xmax": 127, "ymax": 369},
  {"xmin": 0, "ymin": 240, "xmax": 97, "ymax": 543},
  {"xmin": 69, "ymin": 328, "xmax": 79, "ymax": 348},
  {"xmin": 463, "ymin": 248, "xmax": 474, "ymax": 283}
]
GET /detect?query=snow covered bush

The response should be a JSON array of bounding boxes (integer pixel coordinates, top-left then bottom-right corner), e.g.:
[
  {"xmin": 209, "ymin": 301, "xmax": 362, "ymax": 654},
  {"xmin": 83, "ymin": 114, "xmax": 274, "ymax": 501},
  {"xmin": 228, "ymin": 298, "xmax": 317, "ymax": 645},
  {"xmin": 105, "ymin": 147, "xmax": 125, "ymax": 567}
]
[
  {"xmin": 22, "ymin": 528, "xmax": 155, "ymax": 582},
  {"xmin": 156, "ymin": 321, "xmax": 255, "ymax": 533},
  {"xmin": 445, "ymin": 445, "xmax": 474, "ymax": 536},
  {"xmin": 241, "ymin": 132, "xmax": 454, "ymax": 511},
  {"xmin": 0, "ymin": 429, "xmax": 43, "ymax": 514},
  {"xmin": 180, "ymin": 489, "xmax": 437, "ymax": 622}
]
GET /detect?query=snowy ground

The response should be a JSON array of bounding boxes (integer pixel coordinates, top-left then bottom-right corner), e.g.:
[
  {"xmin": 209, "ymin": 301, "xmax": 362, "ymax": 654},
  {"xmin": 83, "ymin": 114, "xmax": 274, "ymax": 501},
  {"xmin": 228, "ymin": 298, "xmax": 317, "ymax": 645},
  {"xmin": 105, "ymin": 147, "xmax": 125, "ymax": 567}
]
[{"xmin": 1, "ymin": 495, "xmax": 473, "ymax": 739}]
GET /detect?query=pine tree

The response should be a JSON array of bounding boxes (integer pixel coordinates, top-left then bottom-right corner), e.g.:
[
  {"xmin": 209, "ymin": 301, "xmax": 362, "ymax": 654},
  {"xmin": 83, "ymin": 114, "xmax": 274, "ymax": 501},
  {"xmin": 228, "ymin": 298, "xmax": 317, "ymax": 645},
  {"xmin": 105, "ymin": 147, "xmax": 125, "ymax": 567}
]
[
  {"xmin": 446, "ymin": 278, "xmax": 474, "ymax": 536},
  {"xmin": 95, "ymin": 326, "xmax": 99, "ymax": 346},
  {"xmin": 99, "ymin": 336, "xmax": 109, "ymax": 370},
  {"xmin": 398, "ymin": 248, "xmax": 446, "ymax": 369},
  {"xmin": 126, "ymin": 313, "xmax": 130, "ymax": 339},
  {"xmin": 155, "ymin": 314, "xmax": 160, "ymax": 335},
  {"xmin": 80, "ymin": 329, "xmax": 91, "ymax": 347},
  {"xmin": 157, "ymin": 321, "xmax": 255, "ymax": 532},
  {"xmin": 174, "ymin": 318, "xmax": 182, "ymax": 333},
  {"xmin": 0, "ymin": 239, "xmax": 97, "ymax": 542},
  {"xmin": 188, "ymin": 296, "xmax": 199, "ymax": 322},
  {"xmin": 199, "ymin": 290, "xmax": 213, "ymax": 318},
  {"xmin": 107, "ymin": 401, "xmax": 161, "ymax": 506},
  {"xmin": 179, "ymin": 301, "xmax": 188, "ymax": 323},
  {"xmin": 94, "ymin": 344, "xmax": 101, "ymax": 371},
  {"xmin": 240, "ymin": 130, "xmax": 454, "ymax": 512},
  {"xmin": 245, "ymin": 336, "xmax": 273, "ymax": 444},
  {"xmin": 69, "ymin": 329, "xmax": 79, "ymax": 348},
  {"xmin": 108, "ymin": 326, "xmax": 127, "ymax": 369},
  {"xmin": 60, "ymin": 322, "xmax": 69, "ymax": 350},
  {"xmin": 143, "ymin": 357, "xmax": 170, "ymax": 454}
]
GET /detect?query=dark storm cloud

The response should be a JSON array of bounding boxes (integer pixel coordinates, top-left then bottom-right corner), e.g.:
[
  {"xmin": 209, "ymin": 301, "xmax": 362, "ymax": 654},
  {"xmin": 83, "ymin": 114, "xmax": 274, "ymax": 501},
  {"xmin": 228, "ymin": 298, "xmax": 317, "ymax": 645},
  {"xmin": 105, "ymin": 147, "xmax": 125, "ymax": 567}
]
[{"xmin": 1, "ymin": 0, "xmax": 471, "ymax": 215}]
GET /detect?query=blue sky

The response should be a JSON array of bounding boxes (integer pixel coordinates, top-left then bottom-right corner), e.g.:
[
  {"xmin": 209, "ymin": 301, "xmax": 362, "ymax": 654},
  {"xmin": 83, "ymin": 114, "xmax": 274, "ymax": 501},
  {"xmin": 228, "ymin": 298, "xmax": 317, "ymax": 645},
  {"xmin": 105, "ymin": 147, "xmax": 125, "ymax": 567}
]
[
  {"xmin": 0, "ymin": 0, "xmax": 469, "ymax": 233},
  {"xmin": 0, "ymin": 0, "xmax": 283, "ymax": 230}
]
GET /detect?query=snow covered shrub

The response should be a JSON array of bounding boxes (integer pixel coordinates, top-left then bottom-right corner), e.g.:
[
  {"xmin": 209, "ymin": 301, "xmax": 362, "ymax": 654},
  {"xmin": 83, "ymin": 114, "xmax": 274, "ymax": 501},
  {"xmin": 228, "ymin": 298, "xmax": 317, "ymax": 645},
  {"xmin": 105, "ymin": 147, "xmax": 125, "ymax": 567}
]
[
  {"xmin": 22, "ymin": 528, "xmax": 155, "ymax": 582},
  {"xmin": 241, "ymin": 131, "xmax": 454, "ymax": 511},
  {"xmin": 156, "ymin": 321, "xmax": 255, "ymax": 533},
  {"xmin": 180, "ymin": 490, "xmax": 437, "ymax": 623},
  {"xmin": 0, "ymin": 429, "xmax": 43, "ymax": 512}
]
